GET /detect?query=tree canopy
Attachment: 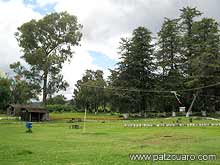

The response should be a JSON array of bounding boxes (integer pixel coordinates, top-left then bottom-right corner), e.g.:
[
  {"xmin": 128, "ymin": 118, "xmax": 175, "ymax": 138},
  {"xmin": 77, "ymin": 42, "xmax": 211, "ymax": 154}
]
[
  {"xmin": 8, "ymin": 6, "xmax": 220, "ymax": 115},
  {"xmin": 72, "ymin": 6, "xmax": 220, "ymax": 115},
  {"xmin": 13, "ymin": 12, "xmax": 82, "ymax": 103}
]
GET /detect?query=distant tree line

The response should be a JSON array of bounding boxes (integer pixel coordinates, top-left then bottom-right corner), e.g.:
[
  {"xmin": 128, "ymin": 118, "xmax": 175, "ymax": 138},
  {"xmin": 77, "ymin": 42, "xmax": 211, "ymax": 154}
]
[
  {"xmin": 74, "ymin": 6, "xmax": 220, "ymax": 114},
  {"xmin": 1, "ymin": 7, "xmax": 220, "ymax": 115}
]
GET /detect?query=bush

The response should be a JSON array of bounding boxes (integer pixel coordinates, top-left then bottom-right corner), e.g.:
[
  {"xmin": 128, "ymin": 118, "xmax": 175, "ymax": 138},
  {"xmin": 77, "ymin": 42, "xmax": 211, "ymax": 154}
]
[
  {"xmin": 45, "ymin": 104, "xmax": 76, "ymax": 113},
  {"xmin": 111, "ymin": 112, "xmax": 120, "ymax": 116}
]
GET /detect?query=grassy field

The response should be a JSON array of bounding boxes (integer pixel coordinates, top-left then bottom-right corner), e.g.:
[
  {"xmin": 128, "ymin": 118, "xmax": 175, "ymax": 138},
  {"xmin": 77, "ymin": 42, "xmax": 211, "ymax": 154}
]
[
  {"xmin": 0, "ymin": 115, "xmax": 220, "ymax": 164},
  {"xmin": 50, "ymin": 112, "xmax": 122, "ymax": 120}
]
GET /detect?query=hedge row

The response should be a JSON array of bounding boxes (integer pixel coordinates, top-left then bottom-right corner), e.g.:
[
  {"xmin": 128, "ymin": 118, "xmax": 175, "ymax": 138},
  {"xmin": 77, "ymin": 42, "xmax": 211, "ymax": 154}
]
[{"xmin": 45, "ymin": 104, "xmax": 76, "ymax": 112}]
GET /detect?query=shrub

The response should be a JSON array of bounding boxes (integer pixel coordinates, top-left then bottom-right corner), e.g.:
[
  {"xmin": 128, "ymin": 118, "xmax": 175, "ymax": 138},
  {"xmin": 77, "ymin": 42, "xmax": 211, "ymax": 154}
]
[
  {"xmin": 111, "ymin": 112, "xmax": 120, "ymax": 116},
  {"xmin": 45, "ymin": 104, "xmax": 76, "ymax": 113}
]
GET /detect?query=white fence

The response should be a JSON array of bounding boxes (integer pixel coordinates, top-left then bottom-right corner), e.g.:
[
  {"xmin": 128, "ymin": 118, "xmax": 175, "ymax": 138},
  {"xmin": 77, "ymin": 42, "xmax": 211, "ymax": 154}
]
[{"xmin": 124, "ymin": 123, "xmax": 220, "ymax": 127}]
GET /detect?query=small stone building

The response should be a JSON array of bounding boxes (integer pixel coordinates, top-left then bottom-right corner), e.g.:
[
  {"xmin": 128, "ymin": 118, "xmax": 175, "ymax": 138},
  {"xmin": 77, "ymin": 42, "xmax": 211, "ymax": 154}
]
[{"xmin": 7, "ymin": 104, "xmax": 49, "ymax": 122}]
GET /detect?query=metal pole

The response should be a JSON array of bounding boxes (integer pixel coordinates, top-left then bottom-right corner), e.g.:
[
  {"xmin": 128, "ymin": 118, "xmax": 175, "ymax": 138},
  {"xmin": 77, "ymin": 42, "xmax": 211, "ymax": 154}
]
[
  {"xmin": 171, "ymin": 91, "xmax": 182, "ymax": 105},
  {"xmin": 83, "ymin": 86, "xmax": 88, "ymax": 133},
  {"xmin": 186, "ymin": 92, "xmax": 198, "ymax": 117},
  {"xmin": 83, "ymin": 108, "xmax": 87, "ymax": 133},
  {"xmin": 29, "ymin": 112, "xmax": 31, "ymax": 122}
]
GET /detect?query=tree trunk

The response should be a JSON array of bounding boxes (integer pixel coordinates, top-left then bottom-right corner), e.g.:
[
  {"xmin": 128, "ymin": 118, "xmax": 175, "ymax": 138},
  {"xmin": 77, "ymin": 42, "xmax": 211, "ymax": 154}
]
[
  {"xmin": 43, "ymin": 72, "xmax": 48, "ymax": 104},
  {"xmin": 141, "ymin": 94, "xmax": 146, "ymax": 114},
  {"xmin": 103, "ymin": 101, "xmax": 106, "ymax": 113}
]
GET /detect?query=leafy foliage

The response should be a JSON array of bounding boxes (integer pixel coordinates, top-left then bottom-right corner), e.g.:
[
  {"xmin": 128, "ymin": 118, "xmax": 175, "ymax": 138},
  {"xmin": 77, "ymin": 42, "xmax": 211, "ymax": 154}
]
[
  {"xmin": 13, "ymin": 12, "xmax": 82, "ymax": 103},
  {"xmin": 107, "ymin": 27, "xmax": 155, "ymax": 113},
  {"xmin": 7, "ymin": 6, "xmax": 220, "ymax": 114},
  {"xmin": 73, "ymin": 70, "xmax": 107, "ymax": 113},
  {"xmin": 45, "ymin": 104, "xmax": 76, "ymax": 113},
  {"xmin": 46, "ymin": 95, "xmax": 66, "ymax": 105},
  {"xmin": 0, "ymin": 78, "xmax": 11, "ymax": 110},
  {"xmin": 73, "ymin": 6, "xmax": 220, "ymax": 114}
]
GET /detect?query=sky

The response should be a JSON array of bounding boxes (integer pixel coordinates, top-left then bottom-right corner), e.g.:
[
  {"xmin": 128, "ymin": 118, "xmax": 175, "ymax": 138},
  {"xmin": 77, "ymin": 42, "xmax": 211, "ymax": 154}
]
[{"xmin": 0, "ymin": 0, "xmax": 220, "ymax": 99}]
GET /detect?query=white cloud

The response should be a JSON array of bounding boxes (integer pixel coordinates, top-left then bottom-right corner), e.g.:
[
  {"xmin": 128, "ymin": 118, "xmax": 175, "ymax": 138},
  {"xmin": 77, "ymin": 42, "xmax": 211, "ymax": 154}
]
[
  {"xmin": 61, "ymin": 46, "xmax": 101, "ymax": 99},
  {"xmin": 0, "ymin": 0, "xmax": 41, "ymax": 73},
  {"xmin": 47, "ymin": 0, "xmax": 220, "ymax": 63},
  {"xmin": 52, "ymin": 0, "xmax": 135, "ymax": 61}
]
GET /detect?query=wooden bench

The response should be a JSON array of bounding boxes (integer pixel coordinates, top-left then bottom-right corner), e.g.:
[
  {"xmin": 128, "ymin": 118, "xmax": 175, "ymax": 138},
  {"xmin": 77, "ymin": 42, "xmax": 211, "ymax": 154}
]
[{"xmin": 69, "ymin": 124, "xmax": 81, "ymax": 129}]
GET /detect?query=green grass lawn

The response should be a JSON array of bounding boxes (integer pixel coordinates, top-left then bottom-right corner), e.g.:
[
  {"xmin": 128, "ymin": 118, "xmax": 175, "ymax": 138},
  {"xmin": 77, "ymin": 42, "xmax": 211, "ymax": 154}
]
[{"xmin": 0, "ymin": 116, "xmax": 220, "ymax": 164}]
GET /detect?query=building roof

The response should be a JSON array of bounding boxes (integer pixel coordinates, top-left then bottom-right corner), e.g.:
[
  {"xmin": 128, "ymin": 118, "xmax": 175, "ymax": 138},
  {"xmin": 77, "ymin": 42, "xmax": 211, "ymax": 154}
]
[{"xmin": 9, "ymin": 104, "xmax": 48, "ymax": 113}]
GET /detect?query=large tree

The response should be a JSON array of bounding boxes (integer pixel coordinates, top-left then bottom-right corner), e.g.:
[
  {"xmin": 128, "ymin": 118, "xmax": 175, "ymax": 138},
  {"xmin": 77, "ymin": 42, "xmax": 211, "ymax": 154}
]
[
  {"xmin": 0, "ymin": 78, "xmax": 11, "ymax": 110},
  {"xmin": 72, "ymin": 6, "xmax": 220, "ymax": 115},
  {"xmin": 189, "ymin": 18, "xmax": 220, "ymax": 112},
  {"xmin": 157, "ymin": 18, "xmax": 182, "ymax": 76},
  {"xmin": 156, "ymin": 18, "xmax": 184, "ymax": 112},
  {"xmin": 179, "ymin": 7, "xmax": 203, "ymax": 110},
  {"xmin": 109, "ymin": 27, "xmax": 155, "ymax": 113},
  {"xmin": 73, "ymin": 70, "xmax": 106, "ymax": 113},
  {"xmin": 10, "ymin": 62, "xmax": 41, "ymax": 103},
  {"xmin": 14, "ymin": 12, "xmax": 82, "ymax": 103},
  {"xmin": 180, "ymin": 6, "xmax": 202, "ymax": 75}
]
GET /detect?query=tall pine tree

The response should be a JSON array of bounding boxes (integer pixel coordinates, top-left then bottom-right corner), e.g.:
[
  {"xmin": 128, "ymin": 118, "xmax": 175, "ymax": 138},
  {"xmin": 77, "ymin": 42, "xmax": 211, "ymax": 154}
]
[
  {"xmin": 156, "ymin": 18, "xmax": 184, "ymax": 112},
  {"xmin": 110, "ymin": 27, "xmax": 155, "ymax": 113}
]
